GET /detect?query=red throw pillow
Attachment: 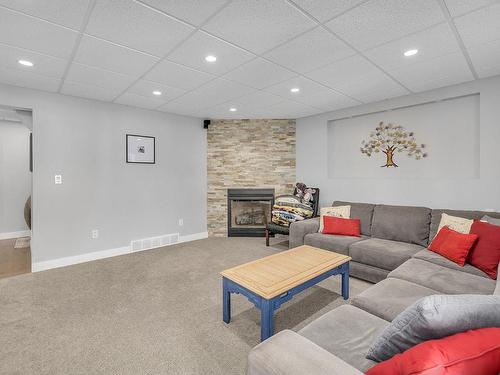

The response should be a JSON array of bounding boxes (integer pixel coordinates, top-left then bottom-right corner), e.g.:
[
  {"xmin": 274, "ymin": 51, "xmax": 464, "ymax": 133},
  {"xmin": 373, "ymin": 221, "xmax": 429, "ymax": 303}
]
[
  {"xmin": 366, "ymin": 328, "xmax": 500, "ymax": 375},
  {"xmin": 322, "ymin": 216, "xmax": 361, "ymax": 237},
  {"xmin": 468, "ymin": 220, "xmax": 500, "ymax": 279},
  {"xmin": 428, "ymin": 226, "xmax": 478, "ymax": 266}
]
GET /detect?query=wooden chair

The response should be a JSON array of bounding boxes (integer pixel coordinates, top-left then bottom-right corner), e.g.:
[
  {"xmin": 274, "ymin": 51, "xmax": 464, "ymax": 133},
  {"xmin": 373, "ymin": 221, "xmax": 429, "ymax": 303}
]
[{"xmin": 265, "ymin": 188, "xmax": 320, "ymax": 246}]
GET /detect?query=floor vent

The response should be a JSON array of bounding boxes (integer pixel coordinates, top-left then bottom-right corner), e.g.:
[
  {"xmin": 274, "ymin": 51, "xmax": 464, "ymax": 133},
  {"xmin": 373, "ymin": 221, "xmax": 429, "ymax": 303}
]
[{"xmin": 130, "ymin": 233, "xmax": 180, "ymax": 252}]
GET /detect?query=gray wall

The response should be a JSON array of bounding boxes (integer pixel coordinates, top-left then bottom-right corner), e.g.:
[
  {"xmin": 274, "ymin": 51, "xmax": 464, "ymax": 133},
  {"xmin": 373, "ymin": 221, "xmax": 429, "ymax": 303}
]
[
  {"xmin": 297, "ymin": 75, "xmax": 500, "ymax": 211},
  {"xmin": 0, "ymin": 121, "xmax": 31, "ymax": 234},
  {"xmin": 0, "ymin": 83, "xmax": 207, "ymax": 263}
]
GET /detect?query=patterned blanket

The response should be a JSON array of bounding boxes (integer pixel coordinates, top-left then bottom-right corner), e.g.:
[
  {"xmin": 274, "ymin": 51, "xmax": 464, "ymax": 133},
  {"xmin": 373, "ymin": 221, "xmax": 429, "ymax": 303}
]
[{"xmin": 271, "ymin": 195, "xmax": 314, "ymax": 227}]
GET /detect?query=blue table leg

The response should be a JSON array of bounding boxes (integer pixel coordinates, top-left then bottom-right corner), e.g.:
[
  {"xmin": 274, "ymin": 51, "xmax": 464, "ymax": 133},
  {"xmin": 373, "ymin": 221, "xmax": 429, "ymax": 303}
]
[
  {"xmin": 223, "ymin": 277, "xmax": 231, "ymax": 323},
  {"xmin": 260, "ymin": 299, "xmax": 274, "ymax": 341},
  {"xmin": 341, "ymin": 264, "xmax": 350, "ymax": 300}
]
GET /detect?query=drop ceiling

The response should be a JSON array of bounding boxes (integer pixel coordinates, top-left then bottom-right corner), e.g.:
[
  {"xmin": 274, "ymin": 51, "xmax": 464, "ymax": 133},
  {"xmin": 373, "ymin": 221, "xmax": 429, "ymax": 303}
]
[{"xmin": 0, "ymin": 0, "xmax": 499, "ymax": 119}]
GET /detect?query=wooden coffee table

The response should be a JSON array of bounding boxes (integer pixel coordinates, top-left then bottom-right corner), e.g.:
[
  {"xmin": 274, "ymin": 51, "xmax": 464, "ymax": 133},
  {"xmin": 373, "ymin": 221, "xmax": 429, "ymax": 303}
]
[{"xmin": 220, "ymin": 245, "xmax": 351, "ymax": 341}]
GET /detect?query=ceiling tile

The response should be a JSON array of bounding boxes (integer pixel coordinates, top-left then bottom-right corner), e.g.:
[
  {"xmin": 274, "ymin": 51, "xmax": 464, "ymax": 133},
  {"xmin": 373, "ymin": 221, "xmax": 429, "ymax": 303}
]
[
  {"xmin": 165, "ymin": 78, "xmax": 255, "ymax": 111},
  {"xmin": 168, "ymin": 31, "xmax": 254, "ymax": 75},
  {"xmin": 263, "ymin": 75, "xmax": 361, "ymax": 110},
  {"xmin": 74, "ymin": 36, "xmax": 158, "ymax": 76},
  {"xmin": 62, "ymin": 80, "xmax": 123, "ymax": 101},
  {"xmin": 0, "ymin": 65, "xmax": 61, "ymax": 92},
  {"xmin": 291, "ymin": 0, "xmax": 366, "ymax": 22},
  {"xmin": 201, "ymin": 102, "xmax": 251, "ymax": 119},
  {"xmin": 0, "ymin": 7, "xmax": 78, "ymax": 59},
  {"xmin": 444, "ymin": 0, "xmax": 499, "ymax": 17},
  {"xmin": 202, "ymin": 0, "xmax": 317, "ymax": 54},
  {"xmin": 326, "ymin": 0, "xmax": 445, "ymax": 51},
  {"xmin": 364, "ymin": 23, "xmax": 461, "ymax": 71},
  {"xmin": 453, "ymin": 2, "xmax": 500, "ymax": 48},
  {"xmin": 0, "ymin": 0, "xmax": 91, "ymax": 29},
  {"xmin": 264, "ymin": 27, "xmax": 356, "ymax": 73},
  {"xmin": 390, "ymin": 51, "xmax": 473, "ymax": 92},
  {"xmin": 66, "ymin": 62, "xmax": 136, "ymax": 92},
  {"xmin": 157, "ymin": 101, "xmax": 205, "ymax": 117},
  {"xmin": 232, "ymin": 91, "xmax": 286, "ymax": 110},
  {"xmin": 264, "ymin": 100, "xmax": 323, "ymax": 118},
  {"xmin": 0, "ymin": 43, "xmax": 67, "ymax": 78},
  {"xmin": 144, "ymin": 60, "xmax": 214, "ymax": 91},
  {"xmin": 127, "ymin": 79, "xmax": 185, "ymax": 102},
  {"xmin": 306, "ymin": 55, "xmax": 408, "ymax": 102},
  {"xmin": 114, "ymin": 92, "xmax": 166, "ymax": 110},
  {"xmin": 223, "ymin": 58, "xmax": 296, "ymax": 89},
  {"xmin": 467, "ymin": 38, "xmax": 500, "ymax": 78},
  {"xmin": 137, "ymin": 0, "xmax": 228, "ymax": 26},
  {"xmin": 86, "ymin": 0, "xmax": 195, "ymax": 57}
]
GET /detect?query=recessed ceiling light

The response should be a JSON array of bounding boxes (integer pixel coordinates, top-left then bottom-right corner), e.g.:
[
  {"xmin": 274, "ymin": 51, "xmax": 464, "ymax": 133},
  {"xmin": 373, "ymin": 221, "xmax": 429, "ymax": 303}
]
[
  {"xmin": 229, "ymin": 107, "xmax": 237, "ymax": 112},
  {"xmin": 152, "ymin": 90, "xmax": 162, "ymax": 96},
  {"xmin": 18, "ymin": 59, "xmax": 34, "ymax": 67},
  {"xmin": 403, "ymin": 49, "xmax": 418, "ymax": 57},
  {"xmin": 290, "ymin": 87, "xmax": 300, "ymax": 93},
  {"xmin": 205, "ymin": 55, "xmax": 217, "ymax": 63}
]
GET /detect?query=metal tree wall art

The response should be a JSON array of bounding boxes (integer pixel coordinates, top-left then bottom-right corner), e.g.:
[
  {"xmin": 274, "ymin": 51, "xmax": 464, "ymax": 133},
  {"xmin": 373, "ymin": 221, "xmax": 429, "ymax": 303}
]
[{"xmin": 360, "ymin": 122, "xmax": 427, "ymax": 168}]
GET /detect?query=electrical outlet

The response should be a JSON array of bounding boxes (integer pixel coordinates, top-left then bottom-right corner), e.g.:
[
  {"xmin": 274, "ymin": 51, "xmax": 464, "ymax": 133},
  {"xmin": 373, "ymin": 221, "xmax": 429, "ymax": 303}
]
[
  {"xmin": 54, "ymin": 175, "xmax": 62, "ymax": 184},
  {"xmin": 91, "ymin": 229, "xmax": 99, "ymax": 239},
  {"xmin": 178, "ymin": 218, "xmax": 183, "ymax": 226}
]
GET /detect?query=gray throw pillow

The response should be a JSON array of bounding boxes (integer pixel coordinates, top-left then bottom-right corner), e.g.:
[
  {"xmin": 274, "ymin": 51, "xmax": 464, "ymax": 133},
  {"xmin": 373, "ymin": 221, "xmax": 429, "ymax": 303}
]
[
  {"xmin": 482, "ymin": 215, "xmax": 500, "ymax": 226},
  {"xmin": 366, "ymin": 294, "xmax": 500, "ymax": 362}
]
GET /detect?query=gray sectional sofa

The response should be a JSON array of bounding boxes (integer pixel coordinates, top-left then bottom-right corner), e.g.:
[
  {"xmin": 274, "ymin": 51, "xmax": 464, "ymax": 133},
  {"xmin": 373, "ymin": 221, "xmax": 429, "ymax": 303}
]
[{"xmin": 247, "ymin": 202, "xmax": 500, "ymax": 375}]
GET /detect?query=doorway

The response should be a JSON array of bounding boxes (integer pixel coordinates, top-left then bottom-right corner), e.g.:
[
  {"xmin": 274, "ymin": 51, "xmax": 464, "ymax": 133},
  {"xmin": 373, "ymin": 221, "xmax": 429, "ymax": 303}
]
[{"xmin": 0, "ymin": 105, "xmax": 32, "ymax": 278}]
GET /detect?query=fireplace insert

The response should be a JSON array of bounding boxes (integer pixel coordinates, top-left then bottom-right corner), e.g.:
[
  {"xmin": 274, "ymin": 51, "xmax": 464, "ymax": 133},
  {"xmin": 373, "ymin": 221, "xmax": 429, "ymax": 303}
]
[{"xmin": 227, "ymin": 188, "xmax": 275, "ymax": 237}]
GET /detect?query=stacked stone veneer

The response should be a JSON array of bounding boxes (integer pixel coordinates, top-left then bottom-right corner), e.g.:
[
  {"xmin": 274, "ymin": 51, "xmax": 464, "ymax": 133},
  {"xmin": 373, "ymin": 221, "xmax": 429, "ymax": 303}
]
[{"xmin": 207, "ymin": 119, "xmax": 296, "ymax": 236}]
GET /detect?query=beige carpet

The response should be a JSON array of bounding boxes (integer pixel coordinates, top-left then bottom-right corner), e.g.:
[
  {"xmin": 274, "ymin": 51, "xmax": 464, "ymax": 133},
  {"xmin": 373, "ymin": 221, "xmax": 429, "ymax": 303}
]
[
  {"xmin": 0, "ymin": 237, "xmax": 371, "ymax": 374},
  {"xmin": 0, "ymin": 238, "xmax": 31, "ymax": 279}
]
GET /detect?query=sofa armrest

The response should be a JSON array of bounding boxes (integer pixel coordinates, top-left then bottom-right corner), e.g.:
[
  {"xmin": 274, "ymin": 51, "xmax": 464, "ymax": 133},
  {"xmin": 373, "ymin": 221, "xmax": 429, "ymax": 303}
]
[
  {"xmin": 289, "ymin": 218, "xmax": 320, "ymax": 248},
  {"xmin": 247, "ymin": 330, "xmax": 363, "ymax": 375}
]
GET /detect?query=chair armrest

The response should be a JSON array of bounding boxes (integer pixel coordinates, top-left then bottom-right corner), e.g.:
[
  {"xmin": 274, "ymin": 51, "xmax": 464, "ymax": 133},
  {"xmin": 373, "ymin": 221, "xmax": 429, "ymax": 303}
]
[
  {"xmin": 246, "ymin": 330, "xmax": 363, "ymax": 375},
  {"xmin": 289, "ymin": 218, "xmax": 320, "ymax": 248}
]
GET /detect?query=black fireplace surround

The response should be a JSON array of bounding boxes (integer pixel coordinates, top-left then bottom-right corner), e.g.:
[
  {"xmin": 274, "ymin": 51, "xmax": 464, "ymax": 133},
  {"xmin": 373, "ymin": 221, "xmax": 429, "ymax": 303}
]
[{"xmin": 227, "ymin": 188, "xmax": 275, "ymax": 237}]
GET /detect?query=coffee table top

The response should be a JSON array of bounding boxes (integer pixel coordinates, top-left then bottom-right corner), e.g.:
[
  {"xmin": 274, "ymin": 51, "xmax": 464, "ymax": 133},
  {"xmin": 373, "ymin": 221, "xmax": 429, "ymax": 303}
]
[{"xmin": 220, "ymin": 245, "xmax": 351, "ymax": 299}]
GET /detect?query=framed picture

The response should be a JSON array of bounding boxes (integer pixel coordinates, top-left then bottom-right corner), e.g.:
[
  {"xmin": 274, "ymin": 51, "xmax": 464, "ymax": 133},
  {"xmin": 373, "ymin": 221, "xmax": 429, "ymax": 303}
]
[{"xmin": 126, "ymin": 134, "xmax": 155, "ymax": 164}]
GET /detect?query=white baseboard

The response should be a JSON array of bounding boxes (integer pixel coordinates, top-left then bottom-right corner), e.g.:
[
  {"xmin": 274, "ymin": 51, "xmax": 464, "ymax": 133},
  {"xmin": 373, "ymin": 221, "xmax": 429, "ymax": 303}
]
[
  {"xmin": 32, "ymin": 231, "xmax": 209, "ymax": 273},
  {"xmin": 0, "ymin": 230, "xmax": 31, "ymax": 240},
  {"xmin": 179, "ymin": 231, "xmax": 208, "ymax": 243}
]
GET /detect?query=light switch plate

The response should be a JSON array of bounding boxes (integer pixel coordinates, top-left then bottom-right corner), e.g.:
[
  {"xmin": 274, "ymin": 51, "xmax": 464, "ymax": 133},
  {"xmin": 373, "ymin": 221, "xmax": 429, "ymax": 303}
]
[{"xmin": 55, "ymin": 175, "xmax": 62, "ymax": 184}]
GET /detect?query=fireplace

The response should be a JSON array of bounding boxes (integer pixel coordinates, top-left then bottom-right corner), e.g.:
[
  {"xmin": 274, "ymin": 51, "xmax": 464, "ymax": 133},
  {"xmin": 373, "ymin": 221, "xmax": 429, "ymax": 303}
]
[{"xmin": 227, "ymin": 188, "xmax": 275, "ymax": 237}]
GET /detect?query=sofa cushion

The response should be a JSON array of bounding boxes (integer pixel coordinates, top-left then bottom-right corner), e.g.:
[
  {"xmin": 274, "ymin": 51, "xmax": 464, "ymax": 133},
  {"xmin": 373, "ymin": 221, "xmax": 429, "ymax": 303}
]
[
  {"xmin": 350, "ymin": 262, "xmax": 389, "ymax": 284},
  {"xmin": 351, "ymin": 278, "xmax": 438, "ymax": 322},
  {"xmin": 371, "ymin": 205, "xmax": 431, "ymax": 246},
  {"xmin": 413, "ymin": 249, "xmax": 489, "ymax": 278},
  {"xmin": 427, "ymin": 226, "xmax": 478, "ymax": 266},
  {"xmin": 349, "ymin": 238, "xmax": 424, "ymax": 271},
  {"xmin": 318, "ymin": 205, "xmax": 351, "ymax": 233},
  {"xmin": 299, "ymin": 305, "xmax": 387, "ymax": 372},
  {"xmin": 333, "ymin": 201, "xmax": 375, "ymax": 236},
  {"xmin": 247, "ymin": 330, "xmax": 364, "ymax": 375},
  {"xmin": 366, "ymin": 294, "xmax": 500, "ymax": 362},
  {"xmin": 366, "ymin": 328, "xmax": 500, "ymax": 375},
  {"xmin": 388, "ymin": 258, "xmax": 496, "ymax": 295},
  {"xmin": 323, "ymin": 216, "xmax": 361, "ymax": 237},
  {"xmin": 483, "ymin": 215, "xmax": 500, "ymax": 226},
  {"xmin": 469, "ymin": 220, "xmax": 500, "ymax": 279},
  {"xmin": 429, "ymin": 209, "xmax": 484, "ymax": 241},
  {"xmin": 304, "ymin": 233, "xmax": 366, "ymax": 255},
  {"xmin": 495, "ymin": 264, "xmax": 500, "ymax": 295}
]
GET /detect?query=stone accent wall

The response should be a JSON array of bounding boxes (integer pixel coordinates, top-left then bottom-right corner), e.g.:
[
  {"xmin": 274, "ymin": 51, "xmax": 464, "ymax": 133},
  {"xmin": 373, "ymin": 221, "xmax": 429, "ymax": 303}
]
[{"xmin": 207, "ymin": 119, "xmax": 296, "ymax": 237}]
